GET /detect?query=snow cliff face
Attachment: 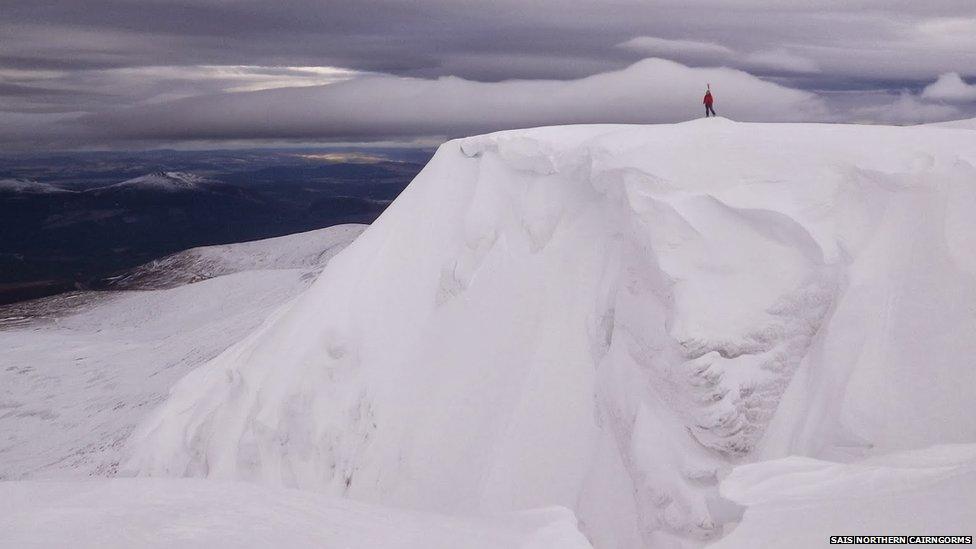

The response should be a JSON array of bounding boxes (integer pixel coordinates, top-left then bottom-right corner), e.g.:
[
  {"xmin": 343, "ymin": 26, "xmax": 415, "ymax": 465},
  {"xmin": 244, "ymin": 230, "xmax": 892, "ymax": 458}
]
[{"xmin": 126, "ymin": 120, "xmax": 976, "ymax": 548}]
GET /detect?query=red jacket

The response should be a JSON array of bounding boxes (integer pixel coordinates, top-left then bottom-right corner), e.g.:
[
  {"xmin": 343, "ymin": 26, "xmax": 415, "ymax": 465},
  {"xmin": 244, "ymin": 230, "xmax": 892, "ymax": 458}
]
[{"xmin": 703, "ymin": 92, "xmax": 714, "ymax": 106}]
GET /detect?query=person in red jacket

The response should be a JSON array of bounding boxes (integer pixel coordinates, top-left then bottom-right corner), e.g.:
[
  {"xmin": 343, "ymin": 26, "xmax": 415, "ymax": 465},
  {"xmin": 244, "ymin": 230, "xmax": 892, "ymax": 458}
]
[{"xmin": 704, "ymin": 89, "xmax": 716, "ymax": 117}]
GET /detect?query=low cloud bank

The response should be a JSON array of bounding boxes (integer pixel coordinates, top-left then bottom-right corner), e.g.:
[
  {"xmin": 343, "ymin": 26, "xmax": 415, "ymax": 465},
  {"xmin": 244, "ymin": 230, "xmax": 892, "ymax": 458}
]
[
  {"xmin": 618, "ymin": 37, "xmax": 821, "ymax": 74},
  {"xmin": 70, "ymin": 59, "xmax": 825, "ymax": 145},
  {"xmin": 6, "ymin": 58, "xmax": 975, "ymax": 150},
  {"xmin": 922, "ymin": 72, "xmax": 976, "ymax": 103}
]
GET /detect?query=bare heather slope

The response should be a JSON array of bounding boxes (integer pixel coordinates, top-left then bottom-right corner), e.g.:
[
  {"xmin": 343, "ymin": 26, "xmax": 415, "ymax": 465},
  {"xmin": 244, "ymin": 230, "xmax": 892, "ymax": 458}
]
[{"xmin": 118, "ymin": 120, "xmax": 976, "ymax": 547}]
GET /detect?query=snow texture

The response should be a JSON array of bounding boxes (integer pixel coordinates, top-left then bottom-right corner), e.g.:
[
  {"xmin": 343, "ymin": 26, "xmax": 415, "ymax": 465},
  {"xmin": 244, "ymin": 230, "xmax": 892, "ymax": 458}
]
[
  {"xmin": 0, "ymin": 225, "xmax": 364, "ymax": 479},
  {"xmin": 712, "ymin": 444, "xmax": 976, "ymax": 548},
  {"xmin": 0, "ymin": 478, "xmax": 592, "ymax": 549},
  {"xmin": 123, "ymin": 119, "xmax": 976, "ymax": 547},
  {"xmin": 930, "ymin": 117, "xmax": 976, "ymax": 130}
]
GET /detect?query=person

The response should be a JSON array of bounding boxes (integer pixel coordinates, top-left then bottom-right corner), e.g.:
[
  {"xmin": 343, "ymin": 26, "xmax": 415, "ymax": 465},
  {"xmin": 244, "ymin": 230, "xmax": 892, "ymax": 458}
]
[{"xmin": 703, "ymin": 89, "xmax": 716, "ymax": 117}]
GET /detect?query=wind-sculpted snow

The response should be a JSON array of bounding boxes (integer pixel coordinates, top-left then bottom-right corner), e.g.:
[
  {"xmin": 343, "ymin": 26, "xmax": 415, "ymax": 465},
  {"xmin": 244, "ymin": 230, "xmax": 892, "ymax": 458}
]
[{"xmin": 127, "ymin": 120, "xmax": 976, "ymax": 548}]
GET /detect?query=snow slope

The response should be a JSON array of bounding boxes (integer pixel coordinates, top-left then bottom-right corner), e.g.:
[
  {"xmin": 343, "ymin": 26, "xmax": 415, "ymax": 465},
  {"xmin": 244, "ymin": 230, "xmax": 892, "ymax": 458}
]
[
  {"xmin": 0, "ymin": 225, "xmax": 364, "ymax": 479},
  {"xmin": 930, "ymin": 117, "xmax": 976, "ymax": 130},
  {"xmin": 0, "ymin": 478, "xmax": 591, "ymax": 549},
  {"xmin": 712, "ymin": 444, "xmax": 976, "ymax": 548},
  {"xmin": 125, "ymin": 119, "xmax": 976, "ymax": 547}
]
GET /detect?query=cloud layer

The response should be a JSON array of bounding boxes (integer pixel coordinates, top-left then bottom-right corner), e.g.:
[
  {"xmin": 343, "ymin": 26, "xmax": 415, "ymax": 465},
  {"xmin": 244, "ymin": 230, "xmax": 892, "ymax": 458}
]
[
  {"xmin": 1, "ymin": 1, "xmax": 975, "ymax": 148},
  {"xmin": 61, "ymin": 59, "xmax": 824, "ymax": 146},
  {"xmin": 922, "ymin": 72, "xmax": 976, "ymax": 102},
  {"xmin": 618, "ymin": 37, "xmax": 820, "ymax": 74}
]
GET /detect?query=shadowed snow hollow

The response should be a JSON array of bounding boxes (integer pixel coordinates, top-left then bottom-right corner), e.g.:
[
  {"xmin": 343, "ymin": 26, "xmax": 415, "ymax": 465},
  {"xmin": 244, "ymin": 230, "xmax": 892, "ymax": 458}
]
[{"xmin": 126, "ymin": 120, "xmax": 976, "ymax": 548}]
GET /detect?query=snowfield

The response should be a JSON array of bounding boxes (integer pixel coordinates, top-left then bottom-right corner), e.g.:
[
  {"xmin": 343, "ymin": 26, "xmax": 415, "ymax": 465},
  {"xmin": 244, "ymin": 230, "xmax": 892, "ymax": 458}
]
[
  {"xmin": 96, "ymin": 171, "xmax": 211, "ymax": 192},
  {"xmin": 0, "ymin": 225, "xmax": 364, "ymax": 479},
  {"xmin": 0, "ymin": 478, "xmax": 591, "ymax": 549},
  {"xmin": 4, "ymin": 119, "xmax": 976, "ymax": 548},
  {"xmin": 712, "ymin": 444, "xmax": 976, "ymax": 548}
]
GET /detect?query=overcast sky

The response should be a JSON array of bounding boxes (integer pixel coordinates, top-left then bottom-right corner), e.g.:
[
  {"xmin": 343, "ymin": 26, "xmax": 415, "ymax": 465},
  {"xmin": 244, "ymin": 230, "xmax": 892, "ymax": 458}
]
[{"xmin": 2, "ymin": 0, "xmax": 975, "ymax": 150}]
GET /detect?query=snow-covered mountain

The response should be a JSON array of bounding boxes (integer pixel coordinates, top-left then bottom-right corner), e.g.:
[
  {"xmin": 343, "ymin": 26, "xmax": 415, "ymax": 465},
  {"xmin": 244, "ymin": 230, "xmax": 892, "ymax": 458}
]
[
  {"xmin": 3, "ymin": 119, "xmax": 976, "ymax": 548},
  {"xmin": 96, "ymin": 171, "xmax": 211, "ymax": 192},
  {"xmin": 0, "ymin": 225, "xmax": 364, "ymax": 479},
  {"xmin": 0, "ymin": 178, "xmax": 74, "ymax": 194},
  {"xmin": 114, "ymin": 119, "xmax": 976, "ymax": 547}
]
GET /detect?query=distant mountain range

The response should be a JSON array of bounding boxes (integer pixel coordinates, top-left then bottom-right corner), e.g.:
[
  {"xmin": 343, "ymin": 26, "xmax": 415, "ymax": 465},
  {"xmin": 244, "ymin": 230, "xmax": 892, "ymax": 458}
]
[
  {"xmin": 4, "ymin": 171, "xmax": 246, "ymax": 195},
  {"xmin": 0, "ymin": 156, "xmax": 424, "ymax": 304},
  {"xmin": 96, "ymin": 171, "xmax": 210, "ymax": 192},
  {"xmin": 0, "ymin": 178, "xmax": 76, "ymax": 194}
]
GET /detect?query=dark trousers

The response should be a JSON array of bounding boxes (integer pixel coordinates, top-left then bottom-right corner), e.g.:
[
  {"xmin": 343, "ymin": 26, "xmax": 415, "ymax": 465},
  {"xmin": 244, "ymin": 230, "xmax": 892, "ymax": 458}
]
[{"xmin": 705, "ymin": 105, "xmax": 716, "ymax": 117}]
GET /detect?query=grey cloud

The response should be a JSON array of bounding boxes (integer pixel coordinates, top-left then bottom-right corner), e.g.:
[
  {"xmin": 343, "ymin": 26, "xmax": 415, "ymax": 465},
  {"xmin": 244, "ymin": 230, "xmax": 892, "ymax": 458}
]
[
  {"xmin": 4, "ymin": 1, "xmax": 974, "ymax": 82},
  {"xmin": 618, "ymin": 37, "xmax": 736, "ymax": 64},
  {"xmin": 850, "ymin": 93, "xmax": 962, "ymax": 125},
  {"xmin": 618, "ymin": 36, "xmax": 820, "ymax": 75},
  {"xmin": 1, "ymin": 0, "xmax": 975, "ymax": 149},
  {"xmin": 0, "ymin": 83, "xmax": 80, "ymax": 98},
  {"xmin": 63, "ymin": 59, "xmax": 824, "ymax": 144},
  {"xmin": 921, "ymin": 73, "xmax": 976, "ymax": 102}
]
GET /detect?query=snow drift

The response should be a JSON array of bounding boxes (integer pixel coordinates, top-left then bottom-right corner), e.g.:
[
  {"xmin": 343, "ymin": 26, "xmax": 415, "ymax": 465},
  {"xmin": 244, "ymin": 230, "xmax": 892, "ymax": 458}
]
[
  {"xmin": 0, "ymin": 225, "xmax": 364, "ymax": 479},
  {"xmin": 0, "ymin": 479, "xmax": 590, "ymax": 549},
  {"xmin": 126, "ymin": 119, "xmax": 976, "ymax": 547}
]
